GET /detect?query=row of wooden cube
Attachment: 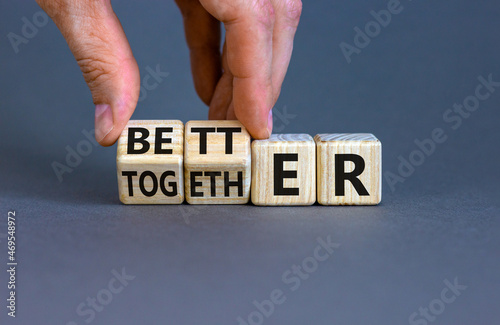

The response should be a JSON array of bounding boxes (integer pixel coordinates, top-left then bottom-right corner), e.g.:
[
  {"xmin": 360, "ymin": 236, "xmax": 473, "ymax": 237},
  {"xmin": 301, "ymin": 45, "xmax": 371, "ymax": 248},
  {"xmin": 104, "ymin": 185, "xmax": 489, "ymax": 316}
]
[{"xmin": 117, "ymin": 120, "xmax": 381, "ymax": 206}]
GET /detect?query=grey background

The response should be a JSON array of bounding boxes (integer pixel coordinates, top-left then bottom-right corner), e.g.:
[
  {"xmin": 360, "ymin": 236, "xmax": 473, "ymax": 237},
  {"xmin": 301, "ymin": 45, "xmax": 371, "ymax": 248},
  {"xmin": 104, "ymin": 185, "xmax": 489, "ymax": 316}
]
[{"xmin": 1, "ymin": 0, "xmax": 499, "ymax": 324}]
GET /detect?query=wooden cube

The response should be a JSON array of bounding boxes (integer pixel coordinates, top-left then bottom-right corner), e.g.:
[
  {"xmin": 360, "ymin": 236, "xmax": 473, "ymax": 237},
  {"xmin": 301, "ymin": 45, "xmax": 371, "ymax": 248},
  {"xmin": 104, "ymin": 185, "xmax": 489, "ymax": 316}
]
[
  {"xmin": 251, "ymin": 134, "xmax": 316, "ymax": 206},
  {"xmin": 116, "ymin": 120, "xmax": 184, "ymax": 204},
  {"xmin": 184, "ymin": 121, "xmax": 251, "ymax": 204},
  {"xmin": 315, "ymin": 133, "xmax": 381, "ymax": 205}
]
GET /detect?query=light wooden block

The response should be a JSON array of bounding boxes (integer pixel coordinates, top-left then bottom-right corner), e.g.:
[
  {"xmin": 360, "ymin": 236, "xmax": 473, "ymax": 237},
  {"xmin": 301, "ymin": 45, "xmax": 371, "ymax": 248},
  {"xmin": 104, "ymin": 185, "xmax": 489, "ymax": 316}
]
[
  {"xmin": 251, "ymin": 134, "xmax": 316, "ymax": 206},
  {"xmin": 116, "ymin": 120, "xmax": 184, "ymax": 204},
  {"xmin": 184, "ymin": 120, "xmax": 251, "ymax": 204},
  {"xmin": 315, "ymin": 133, "xmax": 381, "ymax": 205}
]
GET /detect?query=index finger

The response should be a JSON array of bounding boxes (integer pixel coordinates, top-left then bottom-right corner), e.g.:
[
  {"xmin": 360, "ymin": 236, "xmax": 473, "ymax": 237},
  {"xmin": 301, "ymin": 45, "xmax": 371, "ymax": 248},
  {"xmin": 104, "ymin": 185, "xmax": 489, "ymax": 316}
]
[{"xmin": 201, "ymin": 0, "xmax": 275, "ymax": 139}]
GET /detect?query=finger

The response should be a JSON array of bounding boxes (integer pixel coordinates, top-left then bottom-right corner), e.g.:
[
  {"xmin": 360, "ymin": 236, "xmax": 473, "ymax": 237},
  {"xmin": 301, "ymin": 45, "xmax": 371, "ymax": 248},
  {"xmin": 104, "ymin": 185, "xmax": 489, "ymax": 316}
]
[
  {"xmin": 209, "ymin": 73, "xmax": 233, "ymax": 119},
  {"xmin": 209, "ymin": 41, "xmax": 233, "ymax": 120},
  {"xmin": 200, "ymin": 0, "xmax": 275, "ymax": 139},
  {"xmin": 175, "ymin": 0, "xmax": 222, "ymax": 105},
  {"xmin": 36, "ymin": 0, "xmax": 140, "ymax": 146},
  {"xmin": 270, "ymin": 0, "xmax": 302, "ymax": 101},
  {"xmin": 226, "ymin": 102, "xmax": 236, "ymax": 120}
]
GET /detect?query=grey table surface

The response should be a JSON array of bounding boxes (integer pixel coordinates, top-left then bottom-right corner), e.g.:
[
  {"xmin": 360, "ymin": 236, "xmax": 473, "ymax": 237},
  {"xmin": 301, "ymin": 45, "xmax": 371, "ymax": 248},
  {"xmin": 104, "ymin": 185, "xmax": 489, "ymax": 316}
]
[{"xmin": 1, "ymin": 0, "xmax": 499, "ymax": 324}]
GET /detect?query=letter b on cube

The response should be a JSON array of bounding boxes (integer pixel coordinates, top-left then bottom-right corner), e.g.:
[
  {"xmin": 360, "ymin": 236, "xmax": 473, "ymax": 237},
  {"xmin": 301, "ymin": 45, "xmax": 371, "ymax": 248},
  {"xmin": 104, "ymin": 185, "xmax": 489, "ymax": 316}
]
[{"xmin": 117, "ymin": 120, "xmax": 184, "ymax": 204}]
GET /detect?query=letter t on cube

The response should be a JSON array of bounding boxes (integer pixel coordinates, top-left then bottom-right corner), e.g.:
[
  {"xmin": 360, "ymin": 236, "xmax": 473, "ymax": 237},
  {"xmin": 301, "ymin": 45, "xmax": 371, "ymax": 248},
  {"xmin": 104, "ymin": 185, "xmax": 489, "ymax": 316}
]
[
  {"xmin": 251, "ymin": 134, "xmax": 316, "ymax": 206},
  {"xmin": 184, "ymin": 121, "xmax": 251, "ymax": 204},
  {"xmin": 315, "ymin": 133, "xmax": 381, "ymax": 205}
]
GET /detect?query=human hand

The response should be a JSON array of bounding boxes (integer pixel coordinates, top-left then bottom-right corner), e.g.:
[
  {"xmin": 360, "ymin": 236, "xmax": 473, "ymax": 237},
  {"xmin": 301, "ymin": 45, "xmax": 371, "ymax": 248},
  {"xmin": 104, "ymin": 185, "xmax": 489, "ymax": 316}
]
[{"xmin": 36, "ymin": 0, "xmax": 302, "ymax": 145}]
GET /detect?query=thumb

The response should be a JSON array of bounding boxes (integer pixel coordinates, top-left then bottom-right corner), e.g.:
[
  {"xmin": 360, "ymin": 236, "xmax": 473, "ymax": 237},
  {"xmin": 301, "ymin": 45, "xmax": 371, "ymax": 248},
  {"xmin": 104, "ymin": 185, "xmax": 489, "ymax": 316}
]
[{"xmin": 37, "ymin": 0, "xmax": 140, "ymax": 146}]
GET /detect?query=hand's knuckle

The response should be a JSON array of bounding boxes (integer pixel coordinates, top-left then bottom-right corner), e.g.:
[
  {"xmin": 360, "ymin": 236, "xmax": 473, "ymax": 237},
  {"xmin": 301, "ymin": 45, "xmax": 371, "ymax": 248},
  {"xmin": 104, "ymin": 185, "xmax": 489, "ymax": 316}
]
[
  {"xmin": 282, "ymin": 0, "xmax": 302, "ymax": 26},
  {"xmin": 251, "ymin": 0, "xmax": 276, "ymax": 30},
  {"xmin": 76, "ymin": 56, "xmax": 116, "ymax": 90},
  {"xmin": 36, "ymin": 0, "xmax": 67, "ymax": 16},
  {"xmin": 37, "ymin": 0, "xmax": 109, "ymax": 19}
]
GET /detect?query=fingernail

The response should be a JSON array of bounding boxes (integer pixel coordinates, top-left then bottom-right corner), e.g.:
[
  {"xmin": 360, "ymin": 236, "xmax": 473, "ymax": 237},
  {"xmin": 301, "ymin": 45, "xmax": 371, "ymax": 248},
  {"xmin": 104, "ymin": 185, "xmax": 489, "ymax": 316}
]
[
  {"xmin": 267, "ymin": 109, "xmax": 273, "ymax": 137},
  {"xmin": 95, "ymin": 104, "xmax": 113, "ymax": 143}
]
